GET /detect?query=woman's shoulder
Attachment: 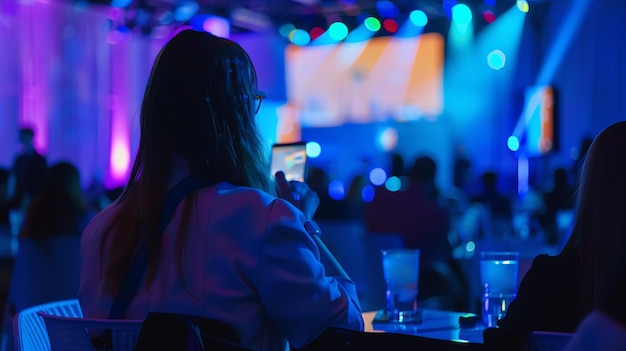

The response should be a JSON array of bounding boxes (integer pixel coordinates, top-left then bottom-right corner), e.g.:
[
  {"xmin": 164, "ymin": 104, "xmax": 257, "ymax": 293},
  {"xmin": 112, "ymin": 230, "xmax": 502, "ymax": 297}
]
[
  {"xmin": 211, "ymin": 182, "xmax": 295, "ymax": 211},
  {"xmin": 532, "ymin": 252, "xmax": 578, "ymax": 267},
  {"xmin": 208, "ymin": 182, "xmax": 304, "ymax": 223},
  {"xmin": 528, "ymin": 253, "xmax": 581, "ymax": 280}
]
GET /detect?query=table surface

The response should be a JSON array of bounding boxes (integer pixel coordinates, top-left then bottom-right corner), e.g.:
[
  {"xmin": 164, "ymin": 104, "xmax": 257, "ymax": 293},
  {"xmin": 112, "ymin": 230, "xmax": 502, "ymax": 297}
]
[{"xmin": 363, "ymin": 309, "xmax": 485, "ymax": 344}]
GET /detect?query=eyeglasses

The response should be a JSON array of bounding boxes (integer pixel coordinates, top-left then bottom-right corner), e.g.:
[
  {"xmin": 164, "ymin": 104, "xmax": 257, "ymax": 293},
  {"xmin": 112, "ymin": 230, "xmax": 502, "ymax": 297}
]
[{"xmin": 252, "ymin": 89, "xmax": 266, "ymax": 115}]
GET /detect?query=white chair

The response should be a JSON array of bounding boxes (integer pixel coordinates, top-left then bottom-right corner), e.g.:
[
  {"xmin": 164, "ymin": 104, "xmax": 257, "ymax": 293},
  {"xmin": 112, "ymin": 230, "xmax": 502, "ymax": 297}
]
[
  {"xmin": 38, "ymin": 312, "xmax": 143, "ymax": 351},
  {"xmin": 2, "ymin": 236, "xmax": 82, "ymax": 351},
  {"xmin": 13, "ymin": 299, "xmax": 82, "ymax": 351}
]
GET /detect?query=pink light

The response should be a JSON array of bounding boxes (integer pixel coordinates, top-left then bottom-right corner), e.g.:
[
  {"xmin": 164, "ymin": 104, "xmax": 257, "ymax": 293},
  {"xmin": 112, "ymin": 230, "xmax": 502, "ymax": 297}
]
[
  {"xmin": 202, "ymin": 16, "xmax": 230, "ymax": 38},
  {"xmin": 110, "ymin": 135, "xmax": 130, "ymax": 180},
  {"xmin": 482, "ymin": 10, "xmax": 496, "ymax": 23},
  {"xmin": 383, "ymin": 18, "xmax": 398, "ymax": 33},
  {"xmin": 109, "ymin": 103, "xmax": 130, "ymax": 184},
  {"xmin": 108, "ymin": 94, "xmax": 130, "ymax": 185},
  {"xmin": 309, "ymin": 27, "xmax": 325, "ymax": 40}
]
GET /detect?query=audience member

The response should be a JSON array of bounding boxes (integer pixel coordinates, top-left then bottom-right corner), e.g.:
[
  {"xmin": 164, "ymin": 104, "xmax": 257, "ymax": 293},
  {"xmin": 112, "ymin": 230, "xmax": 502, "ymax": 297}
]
[
  {"xmin": 78, "ymin": 29, "xmax": 363, "ymax": 351},
  {"xmin": 1, "ymin": 161, "xmax": 94, "ymax": 350},
  {"xmin": 306, "ymin": 167, "xmax": 351, "ymax": 221},
  {"xmin": 445, "ymin": 149, "xmax": 472, "ymax": 218},
  {"xmin": 538, "ymin": 167, "xmax": 575, "ymax": 244},
  {"xmin": 410, "ymin": 155, "xmax": 441, "ymax": 203},
  {"xmin": 365, "ymin": 155, "xmax": 466, "ymax": 308},
  {"xmin": 0, "ymin": 169, "xmax": 10, "ymax": 232},
  {"xmin": 498, "ymin": 121, "xmax": 626, "ymax": 333},
  {"xmin": 564, "ymin": 239, "xmax": 626, "ymax": 351},
  {"xmin": 8, "ymin": 127, "xmax": 47, "ymax": 211},
  {"xmin": 343, "ymin": 174, "xmax": 369, "ymax": 221},
  {"xmin": 470, "ymin": 171, "xmax": 512, "ymax": 219},
  {"xmin": 568, "ymin": 136, "xmax": 592, "ymax": 186}
]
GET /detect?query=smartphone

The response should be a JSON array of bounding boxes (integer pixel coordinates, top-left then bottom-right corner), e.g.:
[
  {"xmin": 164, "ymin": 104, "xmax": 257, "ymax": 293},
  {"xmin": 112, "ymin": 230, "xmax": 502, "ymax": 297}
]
[{"xmin": 270, "ymin": 142, "xmax": 308, "ymax": 182}]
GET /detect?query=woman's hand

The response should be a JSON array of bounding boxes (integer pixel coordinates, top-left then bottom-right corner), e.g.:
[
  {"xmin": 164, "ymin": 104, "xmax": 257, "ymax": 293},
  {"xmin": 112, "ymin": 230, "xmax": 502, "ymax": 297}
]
[{"xmin": 275, "ymin": 171, "xmax": 319, "ymax": 220}]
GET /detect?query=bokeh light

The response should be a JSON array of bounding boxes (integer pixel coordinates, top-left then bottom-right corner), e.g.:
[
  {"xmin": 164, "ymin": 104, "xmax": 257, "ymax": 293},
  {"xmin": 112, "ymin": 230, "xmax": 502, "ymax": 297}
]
[
  {"xmin": 289, "ymin": 29, "xmax": 311, "ymax": 45},
  {"xmin": 487, "ymin": 49, "xmax": 506, "ymax": 70},
  {"xmin": 379, "ymin": 127, "xmax": 398, "ymax": 151},
  {"xmin": 482, "ymin": 10, "xmax": 496, "ymax": 23},
  {"xmin": 369, "ymin": 168, "xmax": 387, "ymax": 186},
  {"xmin": 328, "ymin": 180, "xmax": 345, "ymax": 200},
  {"xmin": 376, "ymin": 0, "xmax": 399, "ymax": 18},
  {"xmin": 409, "ymin": 10, "xmax": 428, "ymax": 27},
  {"xmin": 452, "ymin": 4, "xmax": 473, "ymax": 26},
  {"xmin": 382, "ymin": 18, "xmax": 398, "ymax": 33},
  {"xmin": 364, "ymin": 17, "xmax": 381, "ymax": 31},
  {"xmin": 516, "ymin": 0, "xmax": 529, "ymax": 13},
  {"xmin": 111, "ymin": 0, "xmax": 132, "ymax": 8},
  {"xmin": 507, "ymin": 135, "xmax": 520, "ymax": 151},
  {"xmin": 279, "ymin": 23, "xmax": 296, "ymax": 38},
  {"xmin": 361, "ymin": 184, "xmax": 375, "ymax": 202},
  {"xmin": 173, "ymin": 1, "xmax": 199, "ymax": 21},
  {"xmin": 385, "ymin": 176, "xmax": 402, "ymax": 192},
  {"xmin": 328, "ymin": 22, "xmax": 349, "ymax": 41},
  {"xmin": 306, "ymin": 141, "xmax": 321, "ymax": 158},
  {"xmin": 309, "ymin": 26, "xmax": 325, "ymax": 40}
]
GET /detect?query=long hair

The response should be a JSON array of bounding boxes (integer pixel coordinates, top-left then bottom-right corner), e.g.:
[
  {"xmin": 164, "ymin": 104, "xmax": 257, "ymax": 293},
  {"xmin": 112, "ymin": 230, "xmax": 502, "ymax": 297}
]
[
  {"xmin": 561, "ymin": 121, "xmax": 626, "ymax": 313},
  {"xmin": 99, "ymin": 30, "xmax": 275, "ymax": 296},
  {"xmin": 20, "ymin": 161, "xmax": 87, "ymax": 240}
]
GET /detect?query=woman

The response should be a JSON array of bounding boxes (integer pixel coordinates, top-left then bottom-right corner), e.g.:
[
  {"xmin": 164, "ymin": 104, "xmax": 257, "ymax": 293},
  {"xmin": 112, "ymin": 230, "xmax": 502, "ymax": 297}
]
[
  {"xmin": 2, "ymin": 161, "xmax": 93, "ymax": 351},
  {"xmin": 498, "ymin": 121, "xmax": 626, "ymax": 333},
  {"xmin": 78, "ymin": 29, "xmax": 363, "ymax": 351}
]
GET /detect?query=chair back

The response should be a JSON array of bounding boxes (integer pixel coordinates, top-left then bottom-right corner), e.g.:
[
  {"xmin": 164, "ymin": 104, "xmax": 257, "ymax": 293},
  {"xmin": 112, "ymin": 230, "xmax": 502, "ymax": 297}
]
[
  {"xmin": 13, "ymin": 299, "xmax": 82, "ymax": 351},
  {"xmin": 38, "ymin": 312, "xmax": 143, "ymax": 351}
]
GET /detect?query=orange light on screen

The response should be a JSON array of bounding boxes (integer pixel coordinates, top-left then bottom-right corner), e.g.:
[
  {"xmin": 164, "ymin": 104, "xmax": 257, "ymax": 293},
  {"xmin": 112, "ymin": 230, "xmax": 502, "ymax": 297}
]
[{"xmin": 285, "ymin": 33, "xmax": 444, "ymax": 126}]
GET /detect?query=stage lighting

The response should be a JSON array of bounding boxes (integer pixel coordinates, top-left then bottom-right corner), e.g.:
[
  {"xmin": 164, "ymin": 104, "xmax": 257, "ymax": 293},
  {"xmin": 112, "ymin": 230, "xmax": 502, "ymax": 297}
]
[
  {"xmin": 409, "ymin": 10, "xmax": 428, "ymax": 27},
  {"xmin": 452, "ymin": 4, "xmax": 472, "ymax": 26},
  {"xmin": 328, "ymin": 22, "xmax": 349, "ymax": 41},
  {"xmin": 482, "ymin": 10, "xmax": 496, "ymax": 23},
  {"xmin": 516, "ymin": 0, "xmax": 530, "ymax": 12},
  {"xmin": 382, "ymin": 18, "xmax": 398, "ymax": 33},
  {"xmin": 289, "ymin": 29, "xmax": 311, "ymax": 45},
  {"xmin": 364, "ymin": 17, "xmax": 381, "ymax": 31},
  {"xmin": 487, "ymin": 49, "xmax": 506, "ymax": 70}
]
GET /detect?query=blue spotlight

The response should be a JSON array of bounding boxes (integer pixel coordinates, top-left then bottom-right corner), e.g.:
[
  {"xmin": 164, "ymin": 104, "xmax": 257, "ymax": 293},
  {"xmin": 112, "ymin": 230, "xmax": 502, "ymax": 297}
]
[{"xmin": 452, "ymin": 4, "xmax": 473, "ymax": 26}]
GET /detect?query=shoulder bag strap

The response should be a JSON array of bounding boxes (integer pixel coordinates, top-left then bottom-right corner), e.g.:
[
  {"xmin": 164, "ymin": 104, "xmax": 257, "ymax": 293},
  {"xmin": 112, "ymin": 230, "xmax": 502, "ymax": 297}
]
[{"xmin": 108, "ymin": 173, "xmax": 213, "ymax": 319}]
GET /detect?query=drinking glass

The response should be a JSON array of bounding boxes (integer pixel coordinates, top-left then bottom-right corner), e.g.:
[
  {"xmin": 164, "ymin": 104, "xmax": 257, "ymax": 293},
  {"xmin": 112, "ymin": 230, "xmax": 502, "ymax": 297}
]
[
  {"xmin": 480, "ymin": 251, "xmax": 519, "ymax": 327},
  {"xmin": 381, "ymin": 248, "xmax": 420, "ymax": 323}
]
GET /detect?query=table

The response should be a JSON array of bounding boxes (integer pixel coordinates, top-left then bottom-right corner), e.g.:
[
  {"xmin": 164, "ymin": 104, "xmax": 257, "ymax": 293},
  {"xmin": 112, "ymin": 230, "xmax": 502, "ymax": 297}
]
[{"xmin": 363, "ymin": 309, "xmax": 485, "ymax": 344}]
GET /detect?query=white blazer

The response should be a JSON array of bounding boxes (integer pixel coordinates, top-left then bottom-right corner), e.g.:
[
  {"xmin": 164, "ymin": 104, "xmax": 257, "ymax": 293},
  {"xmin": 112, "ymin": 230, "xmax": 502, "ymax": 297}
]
[{"xmin": 79, "ymin": 181, "xmax": 364, "ymax": 351}]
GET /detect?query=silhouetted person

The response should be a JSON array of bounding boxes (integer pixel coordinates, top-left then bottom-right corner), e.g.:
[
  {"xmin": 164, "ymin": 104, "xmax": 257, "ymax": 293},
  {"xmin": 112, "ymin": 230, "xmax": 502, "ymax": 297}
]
[
  {"xmin": 539, "ymin": 167, "xmax": 575, "ymax": 244},
  {"xmin": 410, "ymin": 156, "xmax": 440, "ymax": 202},
  {"xmin": 365, "ymin": 156, "xmax": 467, "ymax": 309},
  {"xmin": 306, "ymin": 167, "xmax": 351, "ymax": 221},
  {"xmin": 1, "ymin": 161, "xmax": 94, "ymax": 350},
  {"xmin": 8, "ymin": 128, "xmax": 47, "ymax": 211},
  {"xmin": 344, "ymin": 174, "xmax": 369, "ymax": 221},
  {"xmin": 569, "ymin": 136, "xmax": 592, "ymax": 186},
  {"xmin": 499, "ymin": 121, "xmax": 626, "ymax": 334},
  {"xmin": 0, "ymin": 169, "xmax": 10, "ymax": 230},
  {"xmin": 470, "ymin": 171, "xmax": 512, "ymax": 221}
]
